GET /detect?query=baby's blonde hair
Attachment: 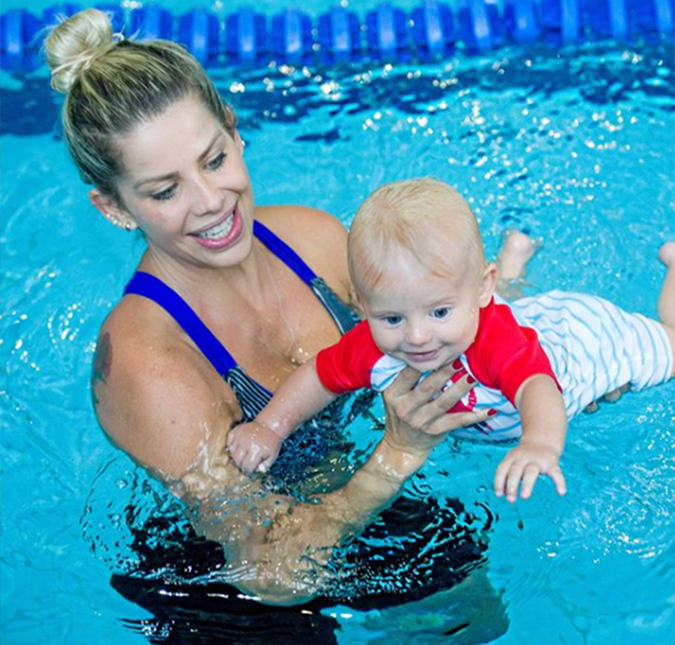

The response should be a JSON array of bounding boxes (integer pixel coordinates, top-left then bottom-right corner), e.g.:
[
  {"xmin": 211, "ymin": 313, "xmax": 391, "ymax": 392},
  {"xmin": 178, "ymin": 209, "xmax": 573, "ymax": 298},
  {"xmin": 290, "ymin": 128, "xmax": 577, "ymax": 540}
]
[
  {"xmin": 348, "ymin": 178, "xmax": 486, "ymax": 295},
  {"xmin": 44, "ymin": 8, "xmax": 236, "ymax": 200}
]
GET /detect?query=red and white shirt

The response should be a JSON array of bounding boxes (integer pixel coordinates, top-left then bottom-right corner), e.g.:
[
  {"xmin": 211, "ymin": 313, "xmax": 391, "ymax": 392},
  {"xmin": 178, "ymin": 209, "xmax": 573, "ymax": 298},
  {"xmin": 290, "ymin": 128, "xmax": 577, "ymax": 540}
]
[{"xmin": 316, "ymin": 297, "xmax": 559, "ymax": 442}]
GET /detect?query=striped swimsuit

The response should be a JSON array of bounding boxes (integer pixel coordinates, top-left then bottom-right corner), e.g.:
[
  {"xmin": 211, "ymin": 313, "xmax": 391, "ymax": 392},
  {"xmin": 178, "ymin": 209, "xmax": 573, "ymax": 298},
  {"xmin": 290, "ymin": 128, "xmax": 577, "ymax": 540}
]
[{"xmin": 123, "ymin": 220, "xmax": 360, "ymax": 423}]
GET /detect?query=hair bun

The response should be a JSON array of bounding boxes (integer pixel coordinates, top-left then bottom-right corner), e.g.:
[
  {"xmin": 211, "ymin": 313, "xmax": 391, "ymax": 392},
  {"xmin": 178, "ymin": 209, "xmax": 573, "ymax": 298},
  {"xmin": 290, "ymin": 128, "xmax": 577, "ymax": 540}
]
[{"xmin": 45, "ymin": 8, "xmax": 117, "ymax": 94}]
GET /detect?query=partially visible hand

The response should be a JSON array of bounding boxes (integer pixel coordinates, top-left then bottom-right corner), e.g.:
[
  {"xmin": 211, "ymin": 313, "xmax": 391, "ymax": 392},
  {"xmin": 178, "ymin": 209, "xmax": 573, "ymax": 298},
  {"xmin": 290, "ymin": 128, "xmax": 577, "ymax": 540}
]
[
  {"xmin": 227, "ymin": 421, "xmax": 283, "ymax": 475},
  {"xmin": 382, "ymin": 362, "xmax": 495, "ymax": 458},
  {"xmin": 494, "ymin": 441, "xmax": 566, "ymax": 503}
]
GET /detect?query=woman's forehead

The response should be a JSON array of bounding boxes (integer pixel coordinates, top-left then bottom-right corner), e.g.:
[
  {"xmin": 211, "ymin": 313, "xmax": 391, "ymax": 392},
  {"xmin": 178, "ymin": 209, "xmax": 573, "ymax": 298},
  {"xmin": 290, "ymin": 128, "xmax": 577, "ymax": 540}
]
[{"xmin": 115, "ymin": 97, "xmax": 227, "ymax": 180}]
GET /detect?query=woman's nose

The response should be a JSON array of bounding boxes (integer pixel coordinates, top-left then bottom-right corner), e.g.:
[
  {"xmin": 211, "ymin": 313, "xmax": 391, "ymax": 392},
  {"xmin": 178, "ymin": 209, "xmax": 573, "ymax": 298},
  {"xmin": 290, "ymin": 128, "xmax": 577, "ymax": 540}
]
[{"xmin": 192, "ymin": 174, "xmax": 223, "ymax": 216}]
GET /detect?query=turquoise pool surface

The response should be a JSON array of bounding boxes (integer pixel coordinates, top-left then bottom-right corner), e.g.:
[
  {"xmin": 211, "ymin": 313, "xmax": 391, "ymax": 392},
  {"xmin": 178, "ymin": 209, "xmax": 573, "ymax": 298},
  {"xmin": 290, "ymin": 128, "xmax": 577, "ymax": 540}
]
[{"xmin": 1, "ymin": 3, "xmax": 674, "ymax": 643}]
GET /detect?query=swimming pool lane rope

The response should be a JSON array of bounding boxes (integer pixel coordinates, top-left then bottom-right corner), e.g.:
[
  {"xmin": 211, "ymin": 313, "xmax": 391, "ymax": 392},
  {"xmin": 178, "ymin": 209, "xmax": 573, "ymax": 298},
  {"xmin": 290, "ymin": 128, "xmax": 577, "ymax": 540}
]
[{"xmin": 2, "ymin": 0, "xmax": 674, "ymax": 74}]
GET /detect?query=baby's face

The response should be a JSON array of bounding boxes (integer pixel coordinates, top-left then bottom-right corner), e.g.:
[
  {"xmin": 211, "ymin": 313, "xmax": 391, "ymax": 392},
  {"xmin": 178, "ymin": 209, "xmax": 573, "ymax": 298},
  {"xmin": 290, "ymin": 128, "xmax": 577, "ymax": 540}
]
[{"xmin": 359, "ymin": 249, "xmax": 491, "ymax": 372}]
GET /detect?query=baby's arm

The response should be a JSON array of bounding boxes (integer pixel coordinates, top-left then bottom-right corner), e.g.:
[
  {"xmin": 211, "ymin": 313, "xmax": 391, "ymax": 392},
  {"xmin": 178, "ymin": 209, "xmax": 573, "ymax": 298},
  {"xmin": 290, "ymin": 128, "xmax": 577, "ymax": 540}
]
[
  {"xmin": 493, "ymin": 374, "xmax": 567, "ymax": 502},
  {"xmin": 227, "ymin": 358, "xmax": 339, "ymax": 474}
]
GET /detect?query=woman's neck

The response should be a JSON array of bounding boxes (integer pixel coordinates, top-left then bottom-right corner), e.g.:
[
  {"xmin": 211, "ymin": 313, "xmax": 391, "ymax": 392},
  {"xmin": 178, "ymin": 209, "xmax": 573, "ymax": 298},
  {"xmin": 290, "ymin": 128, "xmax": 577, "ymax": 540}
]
[{"xmin": 138, "ymin": 241, "xmax": 269, "ymax": 312}]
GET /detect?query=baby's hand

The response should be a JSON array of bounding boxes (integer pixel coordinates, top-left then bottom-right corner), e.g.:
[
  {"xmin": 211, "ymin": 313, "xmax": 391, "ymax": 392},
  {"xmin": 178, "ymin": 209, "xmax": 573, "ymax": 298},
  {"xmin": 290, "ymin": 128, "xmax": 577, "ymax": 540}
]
[
  {"xmin": 494, "ymin": 441, "xmax": 567, "ymax": 503},
  {"xmin": 227, "ymin": 421, "xmax": 283, "ymax": 475}
]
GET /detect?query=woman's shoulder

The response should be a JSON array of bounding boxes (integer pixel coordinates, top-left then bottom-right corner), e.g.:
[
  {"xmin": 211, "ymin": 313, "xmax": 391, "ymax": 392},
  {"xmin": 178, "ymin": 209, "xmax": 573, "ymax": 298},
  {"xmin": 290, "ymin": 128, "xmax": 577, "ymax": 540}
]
[
  {"xmin": 92, "ymin": 296, "xmax": 240, "ymax": 477},
  {"xmin": 98, "ymin": 293, "xmax": 229, "ymax": 394},
  {"xmin": 255, "ymin": 205, "xmax": 351, "ymax": 297},
  {"xmin": 255, "ymin": 204, "xmax": 347, "ymax": 251}
]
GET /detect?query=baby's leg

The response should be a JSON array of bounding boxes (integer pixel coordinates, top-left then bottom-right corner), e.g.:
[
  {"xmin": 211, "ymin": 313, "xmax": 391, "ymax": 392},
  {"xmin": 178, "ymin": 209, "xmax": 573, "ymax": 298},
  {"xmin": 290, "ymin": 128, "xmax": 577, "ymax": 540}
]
[
  {"xmin": 496, "ymin": 231, "xmax": 541, "ymax": 299},
  {"xmin": 658, "ymin": 242, "xmax": 675, "ymax": 374}
]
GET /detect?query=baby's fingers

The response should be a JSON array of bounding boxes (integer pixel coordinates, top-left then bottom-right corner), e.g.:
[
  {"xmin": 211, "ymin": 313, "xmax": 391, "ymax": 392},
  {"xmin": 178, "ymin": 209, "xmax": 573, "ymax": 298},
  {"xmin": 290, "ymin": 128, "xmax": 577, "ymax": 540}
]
[
  {"xmin": 256, "ymin": 455, "xmax": 277, "ymax": 474},
  {"xmin": 549, "ymin": 466, "xmax": 567, "ymax": 497},
  {"xmin": 239, "ymin": 451, "xmax": 264, "ymax": 475},
  {"xmin": 504, "ymin": 463, "xmax": 529, "ymax": 502},
  {"xmin": 518, "ymin": 464, "xmax": 542, "ymax": 500},
  {"xmin": 493, "ymin": 458, "xmax": 513, "ymax": 499}
]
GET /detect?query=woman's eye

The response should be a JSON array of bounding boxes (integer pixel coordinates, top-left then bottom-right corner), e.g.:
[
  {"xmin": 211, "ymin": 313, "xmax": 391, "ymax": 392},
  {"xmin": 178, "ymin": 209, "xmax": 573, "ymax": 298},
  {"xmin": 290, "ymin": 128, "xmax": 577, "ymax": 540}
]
[
  {"xmin": 207, "ymin": 152, "xmax": 226, "ymax": 171},
  {"xmin": 432, "ymin": 307, "xmax": 450, "ymax": 319},
  {"xmin": 150, "ymin": 185, "xmax": 177, "ymax": 201}
]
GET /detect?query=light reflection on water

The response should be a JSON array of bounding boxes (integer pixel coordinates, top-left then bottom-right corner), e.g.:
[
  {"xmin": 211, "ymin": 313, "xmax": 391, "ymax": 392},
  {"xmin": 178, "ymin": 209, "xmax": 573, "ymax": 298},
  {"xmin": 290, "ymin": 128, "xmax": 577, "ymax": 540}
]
[{"xmin": 2, "ymin": 42, "xmax": 674, "ymax": 644}]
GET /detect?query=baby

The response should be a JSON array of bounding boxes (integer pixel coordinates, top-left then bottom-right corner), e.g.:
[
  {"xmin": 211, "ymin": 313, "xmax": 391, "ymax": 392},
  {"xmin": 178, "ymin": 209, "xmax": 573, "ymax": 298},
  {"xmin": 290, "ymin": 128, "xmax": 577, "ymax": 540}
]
[{"xmin": 228, "ymin": 178, "xmax": 675, "ymax": 502}]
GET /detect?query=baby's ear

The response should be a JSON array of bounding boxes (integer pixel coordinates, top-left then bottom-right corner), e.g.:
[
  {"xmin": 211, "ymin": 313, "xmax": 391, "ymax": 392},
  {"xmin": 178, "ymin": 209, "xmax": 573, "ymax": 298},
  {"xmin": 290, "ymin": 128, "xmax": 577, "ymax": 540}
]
[
  {"xmin": 479, "ymin": 263, "xmax": 498, "ymax": 306},
  {"xmin": 350, "ymin": 288, "xmax": 365, "ymax": 317}
]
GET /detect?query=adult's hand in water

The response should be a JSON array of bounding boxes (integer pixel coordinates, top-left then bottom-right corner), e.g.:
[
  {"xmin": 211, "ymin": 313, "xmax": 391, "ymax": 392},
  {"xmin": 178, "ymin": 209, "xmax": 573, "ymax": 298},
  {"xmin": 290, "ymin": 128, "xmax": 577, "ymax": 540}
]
[{"xmin": 382, "ymin": 362, "xmax": 493, "ymax": 458}]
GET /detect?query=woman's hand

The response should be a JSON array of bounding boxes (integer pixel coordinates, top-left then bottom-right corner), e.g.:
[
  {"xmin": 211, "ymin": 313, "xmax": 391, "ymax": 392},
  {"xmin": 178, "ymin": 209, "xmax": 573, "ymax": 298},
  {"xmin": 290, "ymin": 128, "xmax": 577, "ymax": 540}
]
[
  {"xmin": 382, "ymin": 362, "xmax": 493, "ymax": 458},
  {"xmin": 227, "ymin": 421, "xmax": 284, "ymax": 474}
]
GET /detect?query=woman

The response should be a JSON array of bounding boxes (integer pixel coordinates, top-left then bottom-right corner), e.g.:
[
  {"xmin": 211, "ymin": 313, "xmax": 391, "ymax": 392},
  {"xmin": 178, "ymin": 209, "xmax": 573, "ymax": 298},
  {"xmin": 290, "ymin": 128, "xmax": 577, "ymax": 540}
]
[{"xmin": 45, "ymin": 9, "xmax": 533, "ymax": 609}]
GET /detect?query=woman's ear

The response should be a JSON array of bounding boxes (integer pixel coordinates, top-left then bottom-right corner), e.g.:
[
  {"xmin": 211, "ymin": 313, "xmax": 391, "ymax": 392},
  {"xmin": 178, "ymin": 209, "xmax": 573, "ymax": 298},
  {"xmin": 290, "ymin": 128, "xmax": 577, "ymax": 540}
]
[
  {"xmin": 479, "ymin": 262, "xmax": 498, "ymax": 306},
  {"xmin": 89, "ymin": 189, "xmax": 138, "ymax": 231}
]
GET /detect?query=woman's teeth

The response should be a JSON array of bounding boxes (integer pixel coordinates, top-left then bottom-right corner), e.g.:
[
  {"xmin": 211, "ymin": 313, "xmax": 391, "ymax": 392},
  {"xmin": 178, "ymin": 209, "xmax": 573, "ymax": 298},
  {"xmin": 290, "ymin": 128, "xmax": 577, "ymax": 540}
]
[{"xmin": 196, "ymin": 213, "xmax": 234, "ymax": 239}]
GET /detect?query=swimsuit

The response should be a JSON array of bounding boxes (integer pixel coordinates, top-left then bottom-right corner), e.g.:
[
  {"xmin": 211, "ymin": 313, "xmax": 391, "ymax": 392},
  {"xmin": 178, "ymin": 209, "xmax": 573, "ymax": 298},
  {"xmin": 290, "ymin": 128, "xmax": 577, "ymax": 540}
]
[
  {"xmin": 123, "ymin": 220, "xmax": 360, "ymax": 422},
  {"xmin": 317, "ymin": 292, "xmax": 673, "ymax": 443}
]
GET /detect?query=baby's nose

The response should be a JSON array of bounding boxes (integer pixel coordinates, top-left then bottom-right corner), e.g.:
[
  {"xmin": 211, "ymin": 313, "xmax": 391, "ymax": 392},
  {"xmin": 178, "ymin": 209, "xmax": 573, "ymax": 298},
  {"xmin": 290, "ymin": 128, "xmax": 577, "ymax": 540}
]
[{"xmin": 405, "ymin": 323, "xmax": 432, "ymax": 345}]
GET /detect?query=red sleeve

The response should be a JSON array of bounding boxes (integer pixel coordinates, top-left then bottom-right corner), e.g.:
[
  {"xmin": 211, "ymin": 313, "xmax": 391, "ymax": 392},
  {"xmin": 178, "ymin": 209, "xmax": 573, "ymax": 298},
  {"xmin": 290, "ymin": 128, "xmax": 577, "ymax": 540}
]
[
  {"xmin": 465, "ymin": 298, "xmax": 561, "ymax": 405},
  {"xmin": 315, "ymin": 321, "xmax": 384, "ymax": 394}
]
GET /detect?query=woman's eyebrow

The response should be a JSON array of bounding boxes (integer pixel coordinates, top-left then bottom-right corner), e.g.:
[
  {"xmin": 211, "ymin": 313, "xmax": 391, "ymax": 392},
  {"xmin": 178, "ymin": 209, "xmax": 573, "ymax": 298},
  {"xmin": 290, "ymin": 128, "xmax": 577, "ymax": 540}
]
[{"xmin": 132, "ymin": 132, "xmax": 224, "ymax": 190}]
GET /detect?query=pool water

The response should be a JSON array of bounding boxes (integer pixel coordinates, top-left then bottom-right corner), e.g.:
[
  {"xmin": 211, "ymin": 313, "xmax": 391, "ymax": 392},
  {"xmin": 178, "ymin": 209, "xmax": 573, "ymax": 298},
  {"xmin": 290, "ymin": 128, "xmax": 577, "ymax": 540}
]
[{"xmin": 2, "ymin": 11, "xmax": 675, "ymax": 645}]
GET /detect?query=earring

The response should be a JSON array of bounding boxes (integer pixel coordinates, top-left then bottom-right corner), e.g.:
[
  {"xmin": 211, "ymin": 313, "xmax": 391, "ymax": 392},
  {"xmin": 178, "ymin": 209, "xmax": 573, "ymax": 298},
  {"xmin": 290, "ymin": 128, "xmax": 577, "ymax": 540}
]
[{"xmin": 124, "ymin": 221, "xmax": 133, "ymax": 232}]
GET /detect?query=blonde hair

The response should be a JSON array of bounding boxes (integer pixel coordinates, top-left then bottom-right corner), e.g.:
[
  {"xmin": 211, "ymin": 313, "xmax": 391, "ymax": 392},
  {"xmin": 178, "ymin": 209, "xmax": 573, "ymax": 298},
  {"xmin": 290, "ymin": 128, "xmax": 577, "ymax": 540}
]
[
  {"xmin": 348, "ymin": 178, "xmax": 486, "ymax": 295},
  {"xmin": 44, "ymin": 8, "xmax": 236, "ymax": 199}
]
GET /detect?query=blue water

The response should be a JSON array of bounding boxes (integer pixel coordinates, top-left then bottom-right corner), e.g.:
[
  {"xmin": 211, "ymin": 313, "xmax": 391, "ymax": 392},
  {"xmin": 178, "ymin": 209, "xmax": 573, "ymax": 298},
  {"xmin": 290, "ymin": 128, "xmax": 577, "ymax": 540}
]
[{"xmin": 2, "ymin": 4, "xmax": 675, "ymax": 644}]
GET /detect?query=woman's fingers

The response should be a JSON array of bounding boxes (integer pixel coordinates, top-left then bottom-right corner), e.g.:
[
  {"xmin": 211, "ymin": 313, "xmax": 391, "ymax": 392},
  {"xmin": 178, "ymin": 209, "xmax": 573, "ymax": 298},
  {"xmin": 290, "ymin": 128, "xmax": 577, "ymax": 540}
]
[
  {"xmin": 427, "ymin": 408, "xmax": 494, "ymax": 435},
  {"xmin": 384, "ymin": 363, "xmax": 475, "ymax": 429},
  {"xmin": 385, "ymin": 365, "xmax": 424, "ymax": 397}
]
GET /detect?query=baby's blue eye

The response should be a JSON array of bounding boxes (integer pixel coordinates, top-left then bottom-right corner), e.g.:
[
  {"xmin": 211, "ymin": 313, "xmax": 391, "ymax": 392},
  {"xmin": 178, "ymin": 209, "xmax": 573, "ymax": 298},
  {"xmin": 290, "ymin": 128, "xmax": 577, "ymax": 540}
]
[
  {"xmin": 151, "ymin": 185, "xmax": 177, "ymax": 201},
  {"xmin": 383, "ymin": 315, "xmax": 402, "ymax": 326},
  {"xmin": 432, "ymin": 307, "xmax": 450, "ymax": 319}
]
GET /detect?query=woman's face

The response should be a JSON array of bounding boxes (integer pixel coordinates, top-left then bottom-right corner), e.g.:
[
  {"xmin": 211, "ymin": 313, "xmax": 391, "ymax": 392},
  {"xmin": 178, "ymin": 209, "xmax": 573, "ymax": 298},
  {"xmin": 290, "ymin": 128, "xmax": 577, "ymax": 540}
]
[{"xmin": 94, "ymin": 95, "xmax": 254, "ymax": 271}]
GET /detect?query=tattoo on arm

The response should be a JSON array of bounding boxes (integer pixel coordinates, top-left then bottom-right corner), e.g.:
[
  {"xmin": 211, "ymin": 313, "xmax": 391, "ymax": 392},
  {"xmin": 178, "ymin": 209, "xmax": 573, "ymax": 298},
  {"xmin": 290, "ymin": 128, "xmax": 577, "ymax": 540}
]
[{"xmin": 91, "ymin": 332, "xmax": 112, "ymax": 407}]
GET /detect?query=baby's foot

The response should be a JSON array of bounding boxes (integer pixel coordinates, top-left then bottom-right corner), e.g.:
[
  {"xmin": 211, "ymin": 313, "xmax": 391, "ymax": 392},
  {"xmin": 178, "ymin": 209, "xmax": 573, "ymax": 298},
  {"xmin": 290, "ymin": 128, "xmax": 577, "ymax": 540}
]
[
  {"xmin": 497, "ymin": 230, "xmax": 542, "ymax": 282},
  {"xmin": 658, "ymin": 241, "xmax": 675, "ymax": 267}
]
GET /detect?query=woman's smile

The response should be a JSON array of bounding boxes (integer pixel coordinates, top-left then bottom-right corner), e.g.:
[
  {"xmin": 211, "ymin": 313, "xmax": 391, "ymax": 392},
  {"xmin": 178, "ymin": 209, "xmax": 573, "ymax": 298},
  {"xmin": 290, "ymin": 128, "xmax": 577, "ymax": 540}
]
[{"xmin": 191, "ymin": 205, "xmax": 244, "ymax": 250}]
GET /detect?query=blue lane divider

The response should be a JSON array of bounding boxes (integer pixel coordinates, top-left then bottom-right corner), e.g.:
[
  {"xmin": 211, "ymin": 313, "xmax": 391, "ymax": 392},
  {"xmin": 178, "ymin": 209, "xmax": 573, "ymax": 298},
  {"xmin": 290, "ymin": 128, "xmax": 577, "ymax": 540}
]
[
  {"xmin": 129, "ymin": 5, "xmax": 173, "ymax": 41},
  {"xmin": 2, "ymin": 0, "xmax": 674, "ymax": 74},
  {"xmin": 272, "ymin": 9, "xmax": 313, "ymax": 65},
  {"xmin": 366, "ymin": 3, "xmax": 409, "ymax": 61},
  {"xmin": 225, "ymin": 9, "xmax": 267, "ymax": 66},
  {"xmin": 504, "ymin": 0, "xmax": 541, "ymax": 42},
  {"xmin": 318, "ymin": 7, "xmax": 361, "ymax": 64},
  {"xmin": 410, "ymin": 1, "xmax": 456, "ymax": 57}
]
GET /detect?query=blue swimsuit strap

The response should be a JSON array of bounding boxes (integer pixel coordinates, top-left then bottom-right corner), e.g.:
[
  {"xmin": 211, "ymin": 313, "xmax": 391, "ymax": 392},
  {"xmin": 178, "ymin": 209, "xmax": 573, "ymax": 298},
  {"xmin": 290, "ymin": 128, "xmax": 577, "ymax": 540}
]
[
  {"xmin": 252, "ymin": 220, "xmax": 315, "ymax": 285},
  {"xmin": 122, "ymin": 220, "xmax": 320, "ymax": 378},
  {"xmin": 124, "ymin": 271, "xmax": 238, "ymax": 377}
]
